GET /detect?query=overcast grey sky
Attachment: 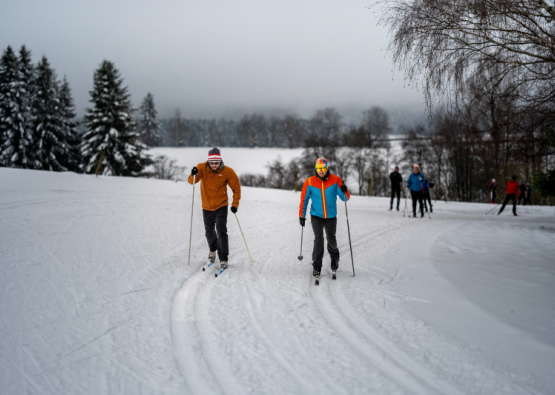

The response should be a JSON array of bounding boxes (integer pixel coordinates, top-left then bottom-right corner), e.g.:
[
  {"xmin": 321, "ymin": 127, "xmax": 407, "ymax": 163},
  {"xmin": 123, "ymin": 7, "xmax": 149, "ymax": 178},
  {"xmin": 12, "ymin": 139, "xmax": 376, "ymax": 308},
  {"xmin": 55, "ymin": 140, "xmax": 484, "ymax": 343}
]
[{"xmin": 1, "ymin": 0, "xmax": 424, "ymax": 120}]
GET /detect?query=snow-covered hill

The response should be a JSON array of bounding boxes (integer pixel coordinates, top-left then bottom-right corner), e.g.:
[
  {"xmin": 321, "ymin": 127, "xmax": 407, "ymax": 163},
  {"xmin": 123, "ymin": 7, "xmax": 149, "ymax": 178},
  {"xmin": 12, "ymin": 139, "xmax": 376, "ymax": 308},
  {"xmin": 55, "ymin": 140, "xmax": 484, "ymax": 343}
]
[{"xmin": 1, "ymin": 167, "xmax": 554, "ymax": 394}]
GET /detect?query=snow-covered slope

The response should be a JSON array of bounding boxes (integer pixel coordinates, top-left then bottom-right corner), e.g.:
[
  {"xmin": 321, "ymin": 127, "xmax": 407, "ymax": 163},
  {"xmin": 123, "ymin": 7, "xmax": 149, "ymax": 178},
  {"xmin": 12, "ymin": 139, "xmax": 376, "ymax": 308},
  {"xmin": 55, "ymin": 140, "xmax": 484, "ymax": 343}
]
[{"xmin": 1, "ymin": 168, "xmax": 554, "ymax": 394}]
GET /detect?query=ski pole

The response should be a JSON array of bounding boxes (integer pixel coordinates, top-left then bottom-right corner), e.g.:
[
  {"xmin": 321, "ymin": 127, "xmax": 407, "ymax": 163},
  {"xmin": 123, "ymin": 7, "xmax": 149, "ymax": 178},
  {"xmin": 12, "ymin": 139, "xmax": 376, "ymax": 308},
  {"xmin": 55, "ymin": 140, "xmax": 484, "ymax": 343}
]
[
  {"xmin": 187, "ymin": 174, "xmax": 196, "ymax": 266},
  {"xmin": 234, "ymin": 213, "xmax": 254, "ymax": 263},
  {"xmin": 344, "ymin": 200, "xmax": 355, "ymax": 277},
  {"xmin": 427, "ymin": 186, "xmax": 433, "ymax": 219},
  {"xmin": 485, "ymin": 204, "xmax": 499, "ymax": 215},
  {"xmin": 298, "ymin": 226, "xmax": 304, "ymax": 261},
  {"xmin": 403, "ymin": 188, "xmax": 408, "ymax": 217}
]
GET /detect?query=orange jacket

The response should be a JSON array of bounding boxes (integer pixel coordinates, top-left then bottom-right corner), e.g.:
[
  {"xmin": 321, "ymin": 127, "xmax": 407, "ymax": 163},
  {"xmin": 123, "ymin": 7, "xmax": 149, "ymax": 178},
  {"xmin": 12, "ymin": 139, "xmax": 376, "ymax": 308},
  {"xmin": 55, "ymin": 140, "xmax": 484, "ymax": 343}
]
[
  {"xmin": 506, "ymin": 180, "xmax": 520, "ymax": 196},
  {"xmin": 188, "ymin": 162, "xmax": 241, "ymax": 211}
]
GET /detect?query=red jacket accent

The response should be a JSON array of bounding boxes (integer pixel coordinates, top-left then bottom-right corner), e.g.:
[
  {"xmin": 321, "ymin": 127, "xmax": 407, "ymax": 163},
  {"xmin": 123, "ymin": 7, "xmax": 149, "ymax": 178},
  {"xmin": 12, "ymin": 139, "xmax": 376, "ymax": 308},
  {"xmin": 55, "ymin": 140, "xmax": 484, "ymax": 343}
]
[{"xmin": 506, "ymin": 180, "xmax": 520, "ymax": 196}]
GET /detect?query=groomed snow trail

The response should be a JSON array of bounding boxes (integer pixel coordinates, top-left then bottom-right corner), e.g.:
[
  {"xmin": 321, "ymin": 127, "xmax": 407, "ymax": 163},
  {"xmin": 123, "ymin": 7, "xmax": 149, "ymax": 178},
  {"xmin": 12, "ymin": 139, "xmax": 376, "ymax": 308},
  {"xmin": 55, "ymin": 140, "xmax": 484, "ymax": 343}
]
[
  {"xmin": 171, "ymin": 186, "xmax": 554, "ymax": 394},
  {"xmin": 2, "ymin": 169, "xmax": 554, "ymax": 395}
]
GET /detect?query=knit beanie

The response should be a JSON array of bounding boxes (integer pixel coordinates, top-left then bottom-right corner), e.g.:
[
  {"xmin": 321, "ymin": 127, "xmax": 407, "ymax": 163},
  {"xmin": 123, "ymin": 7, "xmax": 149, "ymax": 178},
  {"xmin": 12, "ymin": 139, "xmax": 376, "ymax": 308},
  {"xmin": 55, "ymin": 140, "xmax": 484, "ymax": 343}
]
[
  {"xmin": 315, "ymin": 157, "xmax": 329, "ymax": 170},
  {"xmin": 208, "ymin": 147, "xmax": 222, "ymax": 162}
]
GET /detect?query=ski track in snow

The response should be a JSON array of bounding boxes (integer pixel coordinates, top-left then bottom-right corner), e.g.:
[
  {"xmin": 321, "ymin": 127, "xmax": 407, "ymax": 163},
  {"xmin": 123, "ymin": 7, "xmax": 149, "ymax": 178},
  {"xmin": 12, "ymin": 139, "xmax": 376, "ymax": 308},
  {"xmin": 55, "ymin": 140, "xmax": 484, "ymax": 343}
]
[
  {"xmin": 171, "ymin": 213, "xmax": 453, "ymax": 394},
  {"xmin": 2, "ymin": 168, "xmax": 555, "ymax": 395}
]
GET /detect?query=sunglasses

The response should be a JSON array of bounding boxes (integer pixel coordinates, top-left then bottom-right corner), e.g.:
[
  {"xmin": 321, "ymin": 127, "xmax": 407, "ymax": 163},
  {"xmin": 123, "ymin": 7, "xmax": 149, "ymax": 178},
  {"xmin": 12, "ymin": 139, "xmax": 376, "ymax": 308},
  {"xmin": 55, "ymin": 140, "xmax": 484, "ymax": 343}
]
[{"xmin": 208, "ymin": 161, "xmax": 221, "ymax": 166}]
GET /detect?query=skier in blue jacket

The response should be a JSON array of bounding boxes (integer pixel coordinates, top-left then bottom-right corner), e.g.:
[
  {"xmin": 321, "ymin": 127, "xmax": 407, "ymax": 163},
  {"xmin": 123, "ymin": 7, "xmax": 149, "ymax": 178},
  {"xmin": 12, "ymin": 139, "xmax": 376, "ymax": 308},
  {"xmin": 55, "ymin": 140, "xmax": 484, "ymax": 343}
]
[
  {"xmin": 406, "ymin": 164, "xmax": 427, "ymax": 218},
  {"xmin": 299, "ymin": 157, "xmax": 350, "ymax": 280}
]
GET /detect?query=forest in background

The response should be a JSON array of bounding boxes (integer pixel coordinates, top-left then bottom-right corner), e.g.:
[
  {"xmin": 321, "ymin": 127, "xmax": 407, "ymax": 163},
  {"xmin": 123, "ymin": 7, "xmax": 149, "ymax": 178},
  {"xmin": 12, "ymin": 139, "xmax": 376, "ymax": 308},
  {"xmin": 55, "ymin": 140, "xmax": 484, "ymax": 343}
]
[{"xmin": 1, "ymin": 22, "xmax": 554, "ymax": 205}]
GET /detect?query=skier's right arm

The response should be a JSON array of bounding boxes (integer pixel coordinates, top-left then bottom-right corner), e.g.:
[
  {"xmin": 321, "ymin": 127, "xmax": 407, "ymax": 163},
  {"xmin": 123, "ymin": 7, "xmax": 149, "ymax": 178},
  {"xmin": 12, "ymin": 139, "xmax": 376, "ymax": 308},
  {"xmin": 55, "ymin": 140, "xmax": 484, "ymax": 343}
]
[
  {"xmin": 299, "ymin": 178, "xmax": 311, "ymax": 219},
  {"xmin": 188, "ymin": 164, "xmax": 203, "ymax": 184}
]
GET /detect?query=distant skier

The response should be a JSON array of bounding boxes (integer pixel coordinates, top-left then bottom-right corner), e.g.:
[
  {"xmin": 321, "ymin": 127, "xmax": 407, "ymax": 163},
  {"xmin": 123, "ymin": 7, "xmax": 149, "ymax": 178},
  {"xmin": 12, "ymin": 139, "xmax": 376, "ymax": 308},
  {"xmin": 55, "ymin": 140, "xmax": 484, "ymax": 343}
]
[
  {"xmin": 299, "ymin": 157, "xmax": 350, "ymax": 280},
  {"xmin": 488, "ymin": 179, "xmax": 497, "ymax": 203},
  {"xmin": 188, "ymin": 147, "xmax": 241, "ymax": 270},
  {"xmin": 389, "ymin": 165, "xmax": 403, "ymax": 211},
  {"xmin": 406, "ymin": 164, "xmax": 427, "ymax": 218},
  {"xmin": 525, "ymin": 182, "xmax": 532, "ymax": 205},
  {"xmin": 518, "ymin": 182, "xmax": 526, "ymax": 205},
  {"xmin": 497, "ymin": 175, "xmax": 520, "ymax": 216},
  {"xmin": 422, "ymin": 180, "xmax": 433, "ymax": 213}
]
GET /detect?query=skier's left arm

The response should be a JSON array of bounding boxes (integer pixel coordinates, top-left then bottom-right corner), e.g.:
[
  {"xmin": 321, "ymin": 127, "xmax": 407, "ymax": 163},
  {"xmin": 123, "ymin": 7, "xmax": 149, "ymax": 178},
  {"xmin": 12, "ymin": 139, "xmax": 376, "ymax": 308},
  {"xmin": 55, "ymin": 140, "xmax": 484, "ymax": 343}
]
[
  {"xmin": 337, "ymin": 178, "xmax": 350, "ymax": 201},
  {"xmin": 227, "ymin": 168, "xmax": 241, "ymax": 210}
]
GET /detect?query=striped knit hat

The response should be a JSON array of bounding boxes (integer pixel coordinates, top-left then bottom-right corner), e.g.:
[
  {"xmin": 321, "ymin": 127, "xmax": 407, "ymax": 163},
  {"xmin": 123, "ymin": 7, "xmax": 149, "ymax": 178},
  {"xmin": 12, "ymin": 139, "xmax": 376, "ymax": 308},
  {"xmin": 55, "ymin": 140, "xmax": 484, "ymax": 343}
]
[
  {"xmin": 208, "ymin": 147, "xmax": 222, "ymax": 162},
  {"xmin": 315, "ymin": 157, "xmax": 329, "ymax": 170}
]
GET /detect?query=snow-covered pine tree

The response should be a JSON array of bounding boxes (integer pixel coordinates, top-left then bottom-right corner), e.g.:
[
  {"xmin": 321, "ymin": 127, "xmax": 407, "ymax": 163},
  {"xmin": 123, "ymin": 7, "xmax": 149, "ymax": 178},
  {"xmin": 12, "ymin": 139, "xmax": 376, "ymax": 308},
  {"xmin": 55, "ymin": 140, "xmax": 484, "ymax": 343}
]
[
  {"xmin": 81, "ymin": 60, "xmax": 151, "ymax": 176},
  {"xmin": 138, "ymin": 92, "xmax": 161, "ymax": 147},
  {"xmin": 33, "ymin": 56, "xmax": 72, "ymax": 171},
  {"xmin": 18, "ymin": 45, "xmax": 39, "ymax": 168},
  {"xmin": 58, "ymin": 76, "xmax": 81, "ymax": 172},
  {"xmin": 0, "ymin": 46, "xmax": 34, "ymax": 168},
  {"xmin": 0, "ymin": 46, "xmax": 19, "ymax": 159}
]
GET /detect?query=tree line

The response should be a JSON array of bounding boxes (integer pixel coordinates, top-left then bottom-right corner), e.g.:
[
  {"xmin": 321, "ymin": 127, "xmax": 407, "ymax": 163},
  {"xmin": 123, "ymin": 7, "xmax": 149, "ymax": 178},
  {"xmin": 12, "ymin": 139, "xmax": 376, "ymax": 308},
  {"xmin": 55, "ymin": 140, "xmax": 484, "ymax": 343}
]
[{"xmin": 1, "ymin": 39, "xmax": 553, "ymax": 204}]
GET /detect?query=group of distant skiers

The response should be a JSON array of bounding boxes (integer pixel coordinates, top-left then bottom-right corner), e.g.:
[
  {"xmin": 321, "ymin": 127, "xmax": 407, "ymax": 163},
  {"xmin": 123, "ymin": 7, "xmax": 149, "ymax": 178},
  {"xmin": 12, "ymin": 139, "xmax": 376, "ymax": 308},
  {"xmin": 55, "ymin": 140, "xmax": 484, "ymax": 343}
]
[
  {"xmin": 389, "ymin": 164, "xmax": 433, "ymax": 218},
  {"xmin": 187, "ymin": 147, "xmax": 531, "ymax": 282},
  {"xmin": 489, "ymin": 176, "xmax": 532, "ymax": 216}
]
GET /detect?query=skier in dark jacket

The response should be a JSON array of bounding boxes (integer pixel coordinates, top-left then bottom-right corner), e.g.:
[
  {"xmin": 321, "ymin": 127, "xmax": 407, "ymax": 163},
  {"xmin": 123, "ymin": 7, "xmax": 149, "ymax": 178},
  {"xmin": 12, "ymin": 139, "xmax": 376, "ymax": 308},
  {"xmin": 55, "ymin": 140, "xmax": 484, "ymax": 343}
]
[
  {"xmin": 488, "ymin": 179, "xmax": 497, "ymax": 203},
  {"xmin": 299, "ymin": 157, "xmax": 350, "ymax": 280},
  {"xmin": 497, "ymin": 175, "xmax": 520, "ymax": 216},
  {"xmin": 422, "ymin": 180, "xmax": 433, "ymax": 213},
  {"xmin": 525, "ymin": 182, "xmax": 532, "ymax": 205},
  {"xmin": 389, "ymin": 166, "xmax": 402, "ymax": 211},
  {"xmin": 406, "ymin": 164, "xmax": 427, "ymax": 218}
]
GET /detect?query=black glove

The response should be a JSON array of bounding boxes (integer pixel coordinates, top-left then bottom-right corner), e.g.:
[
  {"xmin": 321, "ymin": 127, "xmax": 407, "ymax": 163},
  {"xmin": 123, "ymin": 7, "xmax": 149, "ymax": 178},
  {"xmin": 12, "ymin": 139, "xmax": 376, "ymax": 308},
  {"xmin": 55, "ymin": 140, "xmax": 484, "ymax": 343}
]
[
  {"xmin": 299, "ymin": 217, "xmax": 305, "ymax": 227},
  {"xmin": 340, "ymin": 184, "xmax": 348, "ymax": 193},
  {"xmin": 231, "ymin": 206, "xmax": 237, "ymax": 214},
  {"xmin": 191, "ymin": 167, "xmax": 198, "ymax": 176},
  {"xmin": 429, "ymin": 182, "xmax": 435, "ymax": 188}
]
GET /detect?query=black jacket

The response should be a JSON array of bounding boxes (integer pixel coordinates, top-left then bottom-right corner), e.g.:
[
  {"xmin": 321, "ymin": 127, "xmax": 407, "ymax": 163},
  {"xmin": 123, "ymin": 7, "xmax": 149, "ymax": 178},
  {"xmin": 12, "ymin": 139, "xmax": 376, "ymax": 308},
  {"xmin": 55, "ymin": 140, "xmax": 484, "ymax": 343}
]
[{"xmin": 389, "ymin": 171, "xmax": 402, "ymax": 189}]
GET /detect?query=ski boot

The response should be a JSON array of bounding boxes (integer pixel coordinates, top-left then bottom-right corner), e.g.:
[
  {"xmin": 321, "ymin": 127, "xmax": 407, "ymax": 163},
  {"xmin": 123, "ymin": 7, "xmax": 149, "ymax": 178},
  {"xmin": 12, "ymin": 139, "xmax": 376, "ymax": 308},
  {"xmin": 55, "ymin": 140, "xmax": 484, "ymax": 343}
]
[
  {"xmin": 312, "ymin": 267, "xmax": 321, "ymax": 285},
  {"xmin": 331, "ymin": 260, "xmax": 339, "ymax": 280},
  {"xmin": 220, "ymin": 261, "xmax": 228, "ymax": 270},
  {"xmin": 203, "ymin": 251, "xmax": 218, "ymax": 271}
]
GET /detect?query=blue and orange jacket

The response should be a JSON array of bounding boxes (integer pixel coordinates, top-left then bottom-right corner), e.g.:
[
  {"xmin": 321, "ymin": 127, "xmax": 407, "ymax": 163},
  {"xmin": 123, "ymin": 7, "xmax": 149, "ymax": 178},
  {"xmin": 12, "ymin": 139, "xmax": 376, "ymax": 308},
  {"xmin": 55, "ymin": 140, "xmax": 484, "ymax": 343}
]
[{"xmin": 299, "ymin": 173, "xmax": 350, "ymax": 219}]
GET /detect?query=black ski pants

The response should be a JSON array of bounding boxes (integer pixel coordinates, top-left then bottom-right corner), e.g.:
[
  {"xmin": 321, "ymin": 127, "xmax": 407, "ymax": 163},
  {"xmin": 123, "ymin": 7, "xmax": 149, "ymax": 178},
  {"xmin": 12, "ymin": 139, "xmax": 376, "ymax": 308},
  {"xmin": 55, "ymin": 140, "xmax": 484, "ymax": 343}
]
[
  {"xmin": 498, "ymin": 194, "xmax": 517, "ymax": 215},
  {"xmin": 423, "ymin": 191, "xmax": 432, "ymax": 212},
  {"xmin": 390, "ymin": 187, "xmax": 401, "ymax": 209},
  {"xmin": 311, "ymin": 215, "xmax": 339, "ymax": 270},
  {"xmin": 410, "ymin": 189, "xmax": 424, "ymax": 216},
  {"xmin": 203, "ymin": 206, "xmax": 229, "ymax": 261}
]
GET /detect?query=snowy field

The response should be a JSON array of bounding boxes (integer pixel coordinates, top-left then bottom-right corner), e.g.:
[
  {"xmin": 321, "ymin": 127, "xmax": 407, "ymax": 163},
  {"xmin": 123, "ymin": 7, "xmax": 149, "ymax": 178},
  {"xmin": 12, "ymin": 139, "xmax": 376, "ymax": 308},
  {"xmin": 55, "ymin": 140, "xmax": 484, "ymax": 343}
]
[
  {"xmin": 148, "ymin": 147, "xmax": 306, "ymax": 176},
  {"xmin": 1, "ymin": 167, "xmax": 555, "ymax": 395},
  {"xmin": 147, "ymin": 143, "xmax": 405, "ymax": 179}
]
